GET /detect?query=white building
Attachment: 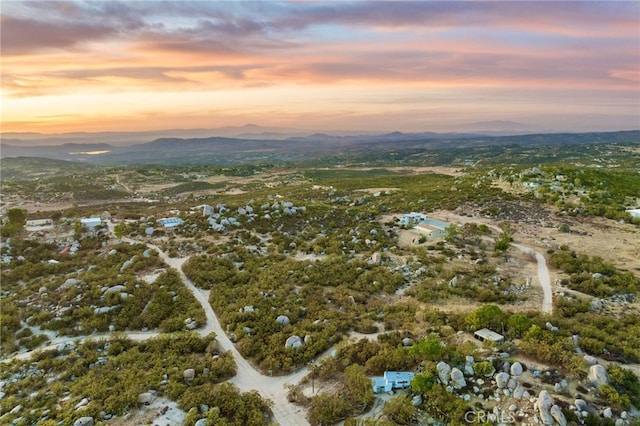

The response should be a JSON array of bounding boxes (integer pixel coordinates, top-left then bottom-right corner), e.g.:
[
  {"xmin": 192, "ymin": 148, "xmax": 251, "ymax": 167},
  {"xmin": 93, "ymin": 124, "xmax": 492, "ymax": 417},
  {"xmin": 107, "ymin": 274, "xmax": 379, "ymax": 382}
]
[
  {"xmin": 80, "ymin": 217, "xmax": 102, "ymax": 228},
  {"xmin": 158, "ymin": 217, "xmax": 184, "ymax": 228},
  {"xmin": 372, "ymin": 371, "xmax": 415, "ymax": 393},
  {"xmin": 474, "ymin": 328, "xmax": 505, "ymax": 344}
]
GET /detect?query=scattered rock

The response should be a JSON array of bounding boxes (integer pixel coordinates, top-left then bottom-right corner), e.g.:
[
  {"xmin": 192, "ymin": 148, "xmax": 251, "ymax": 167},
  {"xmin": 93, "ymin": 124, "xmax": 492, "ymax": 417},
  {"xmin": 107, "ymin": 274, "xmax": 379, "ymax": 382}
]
[
  {"xmin": 138, "ymin": 392, "xmax": 153, "ymax": 405},
  {"xmin": 464, "ymin": 356, "xmax": 475, "ymax": 376},
  {"xmin": 60, "ymin": 278, "xmax": 81, "ymax": 290},
  {"xmin": 183, "ymin": 368, "xmax": 195, "ymax": 382},
  {"xmin": 73, "ymin": 417, "xmax": 94, "ymax": 426},
  {"xmin": 603, "ymin": 407, "xmax": 612, "ymax": 419},
  {"xmin": 74, "ymin": 397, "xmax": 89, "ymax": 410},
  {"xmin": 545, "ymin": 321, "xmax": 558, "ymax": 332},
  {"xmin": 510, "ymin": 362, "xmax": 523, "ymax": 376},
  {"xmin": 412, "ymin": 395, "xmax": 422, "ymax": 406},
  {"xmin": 275, "ymin": 315, "xmax": 290, "ymax": 326},
  {"xmin": 436, "ymin": 361, "xmax": 451, "ymax": 385},
  {"xmin": 583, "ymin": 355, "xmax": 597, "ymax": 366},
  {"xmin": 535, "ymin": 390, "xmax": 555, "ymax": 425},
  {"xmin": 450, "ymin": 368, "xmax": 466, "ymax": 389},
  {"xmin": 495, "ymin": 372, "xmax": 509, "ymax": 389},
  {"xmin": 573, "ymin": 398, "xmax": 587, "ymax": 411},
  {"xmin": 550, "ymin": 404, "xmax": 567, "ymax": 426},
  {"xmin": 285, "ymin": 335, "xmax": 303, "ymax": 348},
  {"xmin": 513, "ymin": 385, "xmax": 525, "ymax": 399},
  {"xmin": 449, "ymin": 276, "xmax": 458, "ymax": 288},
  {"xmin": 588, "ymin": 364, "xmax": 608, "ymax": 387}
]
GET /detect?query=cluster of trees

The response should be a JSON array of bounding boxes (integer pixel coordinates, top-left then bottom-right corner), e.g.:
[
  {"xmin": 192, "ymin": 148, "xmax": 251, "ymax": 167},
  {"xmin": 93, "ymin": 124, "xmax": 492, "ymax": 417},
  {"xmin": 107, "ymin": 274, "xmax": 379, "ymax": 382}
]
[
  {"xmin": 0, "ymin": 333, "xmax": 236, "ymax": 425},
  {"xmin": 182, "ymin": 383, "xmax": 273, "ymax": 426},
  {"xmin": 303, "ymin": 330, "xmax": 492, "ymax": 425},
  {"xmin": 1, "ymin": 207, "xmax": 26, "ymax": 237},
  {"xmin": 519, "ymin": 297, "xmax": 640, "ymax": 365},
  {"xmin": 514, "ymin": 165, "xmax": 640, "ymax": 223},
  {"xmin": 183, "ymin": 249, "xmax": 405, "ymax": 373},
  {"xmin": 549, "ymin": 245, "xmax": 639, "ymax": 296},
  {"xmin": 406, "ymin": 240, "xmax": 523, "ymax": 306},
  {"xmin": 1, "ymin": 235, "xmax": 203, "ymax": 353}
]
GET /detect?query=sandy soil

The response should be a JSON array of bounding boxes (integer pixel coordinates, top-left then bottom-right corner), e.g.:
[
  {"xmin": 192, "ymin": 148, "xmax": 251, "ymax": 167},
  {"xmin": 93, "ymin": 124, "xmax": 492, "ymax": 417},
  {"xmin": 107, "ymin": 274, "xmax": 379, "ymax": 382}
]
[
  {"xmin": 107, "ymin": 397, "xmax": 185, "ymax": 426},
  {"xmin": 429, "ymin": 209, "xmax": 640, "ymax": 276}
]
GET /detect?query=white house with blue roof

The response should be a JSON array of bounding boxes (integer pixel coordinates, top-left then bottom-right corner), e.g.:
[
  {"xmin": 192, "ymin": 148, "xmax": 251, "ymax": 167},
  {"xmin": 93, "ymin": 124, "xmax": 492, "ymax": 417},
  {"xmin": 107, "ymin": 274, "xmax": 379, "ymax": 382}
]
[{"xmin": 399, "ymin": 213, "xmax": 450, "ymax": 238}]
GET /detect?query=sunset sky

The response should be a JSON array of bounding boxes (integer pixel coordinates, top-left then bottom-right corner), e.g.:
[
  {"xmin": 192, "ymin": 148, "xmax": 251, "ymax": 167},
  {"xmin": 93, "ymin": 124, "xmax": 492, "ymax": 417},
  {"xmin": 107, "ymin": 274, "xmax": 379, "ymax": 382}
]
[{"xmin": 1, "ymin": 0, "xmax": 639, "ymax": 134}]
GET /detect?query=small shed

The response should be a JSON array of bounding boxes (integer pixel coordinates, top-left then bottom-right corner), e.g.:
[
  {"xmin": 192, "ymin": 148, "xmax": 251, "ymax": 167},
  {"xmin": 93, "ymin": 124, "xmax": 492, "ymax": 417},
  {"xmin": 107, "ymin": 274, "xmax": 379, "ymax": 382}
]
[
  {"xmin": 474, "ymin": 328, "xmax": 505, "ymax": 344},
  {"xmin": 26, "ymin": 218, "xmax": 53, "ymax": 227},
  {"xmin": 80, "ymin": 217, "xmax": 102, "ymax": 228},
  {"xmin": 158, "ymin": 217, "xmax": 184, "ymax": 228}
]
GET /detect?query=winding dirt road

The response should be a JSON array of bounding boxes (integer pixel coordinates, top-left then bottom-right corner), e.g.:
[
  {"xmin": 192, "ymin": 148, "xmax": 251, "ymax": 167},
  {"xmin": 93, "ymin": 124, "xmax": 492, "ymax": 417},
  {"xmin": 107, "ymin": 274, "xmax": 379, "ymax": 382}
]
[
  {"xmin": 147, "ymin": 241, "xmax": 312, "ymax": 425},
  {"xmin": 511, "ymin": 243, "xmax": 553, "ymax": 314},
  {"xmin": 5, "ymin": 218, "xmax": 555, "ymax": 425}
]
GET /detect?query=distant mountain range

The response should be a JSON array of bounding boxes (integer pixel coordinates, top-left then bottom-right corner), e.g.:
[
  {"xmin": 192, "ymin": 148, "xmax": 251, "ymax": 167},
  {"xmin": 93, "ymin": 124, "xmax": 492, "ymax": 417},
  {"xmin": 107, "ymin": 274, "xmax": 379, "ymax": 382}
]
[
  {"xmin": 1, "ymin": 129, "xmax": 638, "ymax": 166},
  {"xmin": 0, "ymin": 121, "xmax": 543, "ymax": 147}
]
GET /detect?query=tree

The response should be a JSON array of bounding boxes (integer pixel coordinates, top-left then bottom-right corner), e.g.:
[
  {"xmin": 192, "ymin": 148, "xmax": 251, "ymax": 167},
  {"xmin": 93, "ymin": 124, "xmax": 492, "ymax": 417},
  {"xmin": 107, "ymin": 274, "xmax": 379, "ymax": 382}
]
[
  {"xmin": 507, "ymin": 314, "xmax": 532, "ymax": 338},
  {"xmin": 1, "ymin": 208, "xmax": 26, "ymax": 236},
  {"xmin": 383, "ymin": 395, "xmax": 416, "ymax": 425},
  {"xmin": 444, "ymin": 223, "xmax": 460, "ymax": 244},
  {"xmin": 308, "ymin": 393, "xmax": 351, "ymax": 426},
  {"xmin": 344, "ymin": 364, "xmax": 374, "ymax": 409},
  {"xmin": 7, "ymin": 208, "xmax": 26, "ymax": 224},
  {"xmin": 410, "ymin": 371, "xmax": 436, "ymax": 394},
  {"xmin": 494, "ymin": 231, "xmax": 511, "ymax": 252},
  {"xmin": 422, "ymin": 384, "xmax": 469, "ymax": 425},
  {"xmin": 465, "ymin": 305, "xmax": 506, "ymax": 331},
  {"xmin": 409, "ymin": 335, "xmax": 442, "ymax": 361}
]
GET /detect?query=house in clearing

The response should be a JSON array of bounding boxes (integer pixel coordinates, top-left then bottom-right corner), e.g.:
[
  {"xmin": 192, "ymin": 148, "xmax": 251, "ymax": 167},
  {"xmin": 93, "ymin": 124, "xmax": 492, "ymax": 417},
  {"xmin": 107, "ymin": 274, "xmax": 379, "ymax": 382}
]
[
  {"xmin": 372, "ymin": 371, "xmax": 415, "ymax": 393},
  {"xmin": 400, "ymin": 213, "xmax": 450, "ymax": 238},
  {"xmin": 474, "ymin": 328, "xmax": 505, "ymax": 344}
]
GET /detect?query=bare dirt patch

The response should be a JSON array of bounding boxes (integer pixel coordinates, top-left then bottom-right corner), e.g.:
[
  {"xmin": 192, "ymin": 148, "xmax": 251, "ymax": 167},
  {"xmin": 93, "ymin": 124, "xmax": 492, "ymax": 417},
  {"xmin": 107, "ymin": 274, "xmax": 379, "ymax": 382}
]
[{"xmin": 428, "ymin": 208, "xmax": 640, "ymax": 278}]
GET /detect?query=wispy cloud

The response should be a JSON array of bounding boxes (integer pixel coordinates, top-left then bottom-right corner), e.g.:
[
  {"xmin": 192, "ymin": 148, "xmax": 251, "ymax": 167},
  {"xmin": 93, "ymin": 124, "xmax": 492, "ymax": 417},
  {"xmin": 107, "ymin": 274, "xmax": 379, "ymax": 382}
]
[{"xmin": 1, "ymin": 1, "xmax": 638, "ymax": 132}]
